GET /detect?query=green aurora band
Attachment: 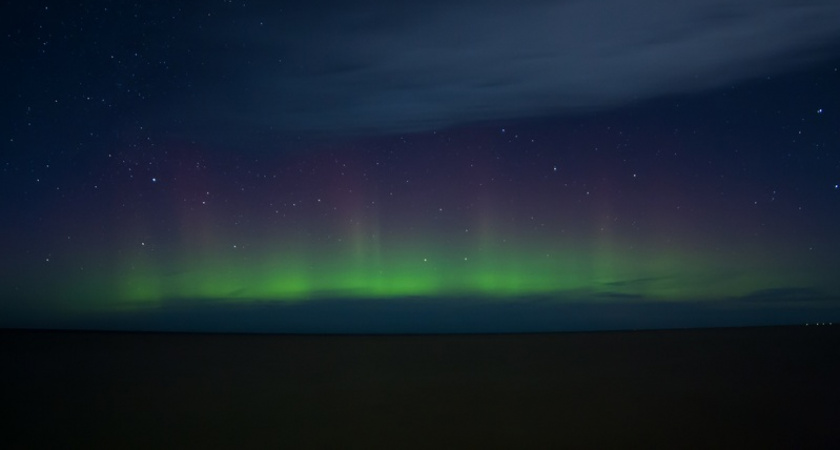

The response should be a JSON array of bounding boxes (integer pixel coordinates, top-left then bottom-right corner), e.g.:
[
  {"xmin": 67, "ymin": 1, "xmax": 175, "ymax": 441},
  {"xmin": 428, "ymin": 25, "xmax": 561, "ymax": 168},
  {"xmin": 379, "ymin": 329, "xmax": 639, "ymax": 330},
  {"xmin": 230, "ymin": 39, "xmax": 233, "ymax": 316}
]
[
  {"xmin": 29, "ymin": 228, "xmax": 835, "ymax": 314},
  {"xmin": 5, "ymin": 139, "xmax": 839, "ymax": 317}
]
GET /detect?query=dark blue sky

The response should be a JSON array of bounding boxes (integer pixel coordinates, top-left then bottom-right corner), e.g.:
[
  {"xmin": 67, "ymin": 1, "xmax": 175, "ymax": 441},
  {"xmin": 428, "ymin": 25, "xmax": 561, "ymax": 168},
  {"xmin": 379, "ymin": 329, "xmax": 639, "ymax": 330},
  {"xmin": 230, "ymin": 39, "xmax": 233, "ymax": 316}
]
[{"xmin": 2, "ymin": 0, "xmax": 840, "ymax": 333}]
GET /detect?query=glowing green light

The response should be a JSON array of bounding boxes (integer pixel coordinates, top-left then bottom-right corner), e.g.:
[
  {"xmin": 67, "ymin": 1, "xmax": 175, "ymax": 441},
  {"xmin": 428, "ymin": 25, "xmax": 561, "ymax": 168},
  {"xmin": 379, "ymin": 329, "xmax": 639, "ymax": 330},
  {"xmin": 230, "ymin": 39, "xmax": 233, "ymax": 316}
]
[
  {"xmin": 54, "ymin": 238, "xmax": 814, "ymax": 309},
  {"xmin": 20, "ymin": 225, "xmax": 836, "ymax": 316}
]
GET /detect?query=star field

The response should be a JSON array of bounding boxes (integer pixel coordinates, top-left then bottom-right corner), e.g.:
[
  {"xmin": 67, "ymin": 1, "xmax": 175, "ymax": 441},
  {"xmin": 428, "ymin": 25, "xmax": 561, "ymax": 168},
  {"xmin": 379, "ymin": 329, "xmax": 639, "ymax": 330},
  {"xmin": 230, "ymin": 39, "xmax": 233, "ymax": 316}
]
[{"xmin": 2, "ymin": 1, "xmax": 840, "ymax": 332}]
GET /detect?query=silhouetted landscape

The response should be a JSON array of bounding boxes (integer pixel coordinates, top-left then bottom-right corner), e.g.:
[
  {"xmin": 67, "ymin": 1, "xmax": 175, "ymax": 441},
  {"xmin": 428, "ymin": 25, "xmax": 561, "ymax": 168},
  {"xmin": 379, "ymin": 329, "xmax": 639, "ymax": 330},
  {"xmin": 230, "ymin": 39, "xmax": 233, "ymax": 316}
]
[{"xmin": 4, "ymin": 325, "xmax": 839, "ymax": 448}]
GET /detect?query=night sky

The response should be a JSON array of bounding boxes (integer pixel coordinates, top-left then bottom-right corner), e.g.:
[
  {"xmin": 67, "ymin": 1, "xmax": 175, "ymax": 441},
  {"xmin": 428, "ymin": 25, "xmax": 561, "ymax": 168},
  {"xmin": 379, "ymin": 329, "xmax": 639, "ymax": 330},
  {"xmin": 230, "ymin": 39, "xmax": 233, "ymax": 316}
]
[{"xmin": 2, "ymin": 0, "xmax": 840, "ymax": 333}]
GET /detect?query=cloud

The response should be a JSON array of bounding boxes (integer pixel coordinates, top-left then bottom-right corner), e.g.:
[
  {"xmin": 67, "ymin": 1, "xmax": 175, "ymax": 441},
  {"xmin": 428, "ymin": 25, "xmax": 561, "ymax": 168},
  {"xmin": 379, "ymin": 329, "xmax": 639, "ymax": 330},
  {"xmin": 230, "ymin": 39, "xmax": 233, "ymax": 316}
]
[
  {"xmin": 602, "ymin": 276, "xmax": 672, "ymax": 289},
  {"xmin": 179, "ymin": 0, "xmax": 840, "ymax": 135},
  {"xmin": 736, "ymin": 287, "xmax": 832, "ymax": 303}
]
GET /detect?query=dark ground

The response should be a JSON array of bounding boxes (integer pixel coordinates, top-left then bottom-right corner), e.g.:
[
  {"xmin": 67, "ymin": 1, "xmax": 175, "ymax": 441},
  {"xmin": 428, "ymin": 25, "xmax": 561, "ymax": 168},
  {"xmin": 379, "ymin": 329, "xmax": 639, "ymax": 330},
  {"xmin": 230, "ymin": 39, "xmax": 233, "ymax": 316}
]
[{"xmin": 3, "ymin": 326, "xmax": 839, "ymax": 449}]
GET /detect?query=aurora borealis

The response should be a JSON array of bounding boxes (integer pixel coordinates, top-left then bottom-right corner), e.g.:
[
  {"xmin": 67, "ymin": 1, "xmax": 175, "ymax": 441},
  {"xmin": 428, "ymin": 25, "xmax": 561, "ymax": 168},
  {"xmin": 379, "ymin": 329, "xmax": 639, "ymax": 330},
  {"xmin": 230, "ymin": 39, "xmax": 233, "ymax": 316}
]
[{"xmin": 3, "ymin": 0, "xmax": 840, "ymax": 332}]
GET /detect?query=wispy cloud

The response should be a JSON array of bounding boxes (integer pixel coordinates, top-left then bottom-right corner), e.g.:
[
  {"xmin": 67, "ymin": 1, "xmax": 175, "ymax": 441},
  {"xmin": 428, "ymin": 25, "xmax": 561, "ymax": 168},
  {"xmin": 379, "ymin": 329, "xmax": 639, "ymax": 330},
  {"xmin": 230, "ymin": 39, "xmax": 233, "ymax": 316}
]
[
  {"xmin": 736, "ymin": 287, "xmax": 833, "ymax": 303},
  {"xmin": 180, "ymin": 0, "xmax": 840, "ymax": 135}
]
